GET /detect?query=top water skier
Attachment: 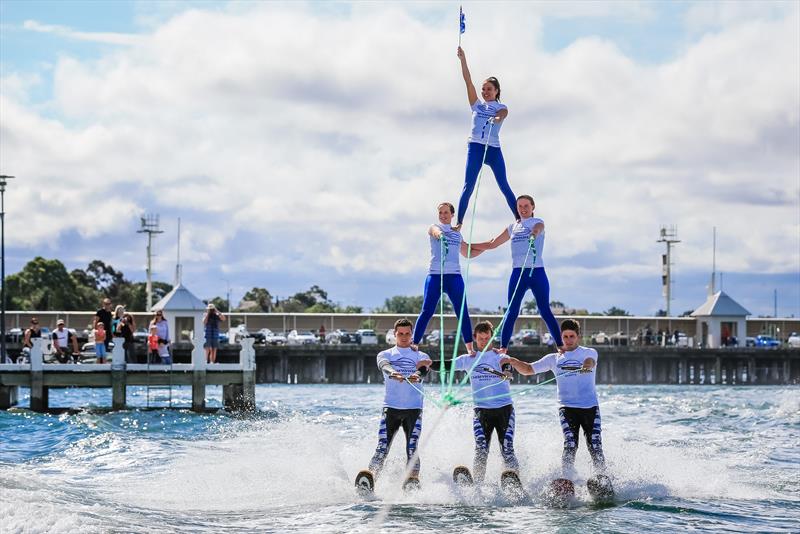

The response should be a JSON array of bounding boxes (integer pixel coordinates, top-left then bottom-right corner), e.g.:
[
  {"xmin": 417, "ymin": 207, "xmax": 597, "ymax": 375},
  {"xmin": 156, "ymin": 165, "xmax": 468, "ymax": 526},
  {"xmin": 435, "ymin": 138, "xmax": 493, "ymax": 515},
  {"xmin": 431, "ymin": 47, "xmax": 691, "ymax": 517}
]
[
  {"xmin": 455, "ymin": 46, "xmax": 518, "ymax": 229},
  {"xmin": 355, "ymin": 319, "xmax": 433, "ymax": 494}
]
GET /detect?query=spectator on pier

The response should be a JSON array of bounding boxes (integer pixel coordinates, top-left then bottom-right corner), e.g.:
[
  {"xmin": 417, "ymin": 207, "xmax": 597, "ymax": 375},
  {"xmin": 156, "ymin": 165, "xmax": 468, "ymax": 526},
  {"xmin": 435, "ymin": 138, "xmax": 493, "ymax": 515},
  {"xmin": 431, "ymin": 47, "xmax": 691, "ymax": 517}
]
[
  {"xmin": 111, "ymin": 305, "xmax": 125, "ymax": 337},
  {"xmin": 94, "ymin": 298, "xmax": 114, "ymax": 351},
  {"xmin": 21, "ymin": 318, "xmax": 42, "ymax": 362},
  {"xmin": 147, "ymin": 325, "xmax": 161, "ymax": 364},
  {"xmin": 52, "ymin": 319, "xmax": 80, "ymax": 363},
  {"xmin": 150, "ymin": 310, "xmax": 171, "ymax": 364},
  {"xmin": 204, "ymin": 303, "xmax": 226, "ymax": 364},
  {"xmin": 116, "ymin": 312, "xmax": 136, "ymax": 363},
  {"xmin": 94, "ymin": 322, "xmax": 108, "ymax": 363}
]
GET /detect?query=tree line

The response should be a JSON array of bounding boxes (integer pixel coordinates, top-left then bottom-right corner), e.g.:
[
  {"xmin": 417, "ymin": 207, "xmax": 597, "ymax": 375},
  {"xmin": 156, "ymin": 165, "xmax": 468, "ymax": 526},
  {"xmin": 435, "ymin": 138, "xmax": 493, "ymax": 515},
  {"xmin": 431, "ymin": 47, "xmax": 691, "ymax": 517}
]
[{"xmin": 5, "ymin": 257, "xmax": 643, "ymax": 316}]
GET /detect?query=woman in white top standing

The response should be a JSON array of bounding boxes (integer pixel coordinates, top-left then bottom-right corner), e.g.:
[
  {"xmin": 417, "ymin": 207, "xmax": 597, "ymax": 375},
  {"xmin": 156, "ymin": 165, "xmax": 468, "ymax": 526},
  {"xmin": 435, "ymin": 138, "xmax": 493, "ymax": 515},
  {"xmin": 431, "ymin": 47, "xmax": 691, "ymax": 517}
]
[
  {"xmin": 470, "ymin": 194, "xmax": 562, "ymax": 351},
  {"xmin": 455, "ymin": 46, "xmax": 518, "ymax": 229}
]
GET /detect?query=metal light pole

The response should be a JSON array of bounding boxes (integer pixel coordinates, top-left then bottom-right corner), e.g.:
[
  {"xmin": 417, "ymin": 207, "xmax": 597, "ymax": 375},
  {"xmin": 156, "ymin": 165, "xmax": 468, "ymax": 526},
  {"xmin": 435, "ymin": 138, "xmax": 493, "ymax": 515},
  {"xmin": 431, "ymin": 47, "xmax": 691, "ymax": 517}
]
[
  {"xmin": 0, "ymin": 175, "xmax": 15, "ymax": 363},
  {"xmin": 222, "ymin": 278, "xmax": 231, "ymax": 312},
  {"xmin": 657, "ymin": 225, "xmax": 680, "ymax": 317},
  {"xmin": 137, "ymin": 214, "xmax": 164, "ymax": 311}
]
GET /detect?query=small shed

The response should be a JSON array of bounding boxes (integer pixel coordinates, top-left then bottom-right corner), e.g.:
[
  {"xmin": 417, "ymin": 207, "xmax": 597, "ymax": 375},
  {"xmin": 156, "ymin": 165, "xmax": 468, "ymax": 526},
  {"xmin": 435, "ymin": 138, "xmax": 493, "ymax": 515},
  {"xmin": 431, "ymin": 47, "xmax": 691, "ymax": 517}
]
[
  {"xmin": 152, "ymin": 283, "xmax": 207, "ymax": 366},
  {"xmin": 691, "ymin": 291, "xmax": 750, "ymax": 348}
]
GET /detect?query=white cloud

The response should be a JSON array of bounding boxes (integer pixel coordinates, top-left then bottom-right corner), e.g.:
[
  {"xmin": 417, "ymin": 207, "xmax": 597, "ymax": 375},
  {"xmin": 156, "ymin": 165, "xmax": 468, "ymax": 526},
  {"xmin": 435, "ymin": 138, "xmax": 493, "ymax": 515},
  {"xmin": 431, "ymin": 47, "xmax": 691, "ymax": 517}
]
[
  {"xmin": 22, "ymin": 20, "xmax": 143, "ymax": 46},
  {"xmin": 1, "ymin": 2, "xmax": 798, "ymax": 312}
]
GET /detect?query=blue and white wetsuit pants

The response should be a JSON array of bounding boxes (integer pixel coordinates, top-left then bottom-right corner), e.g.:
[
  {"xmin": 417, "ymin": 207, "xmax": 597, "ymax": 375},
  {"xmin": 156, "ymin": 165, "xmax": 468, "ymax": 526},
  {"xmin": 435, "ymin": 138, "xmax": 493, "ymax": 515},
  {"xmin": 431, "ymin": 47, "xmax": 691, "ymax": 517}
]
[
  {"xmin": 559, "ymin": 406, "xmax": 605, "ymax": 474},
  {"xmin": 369, "ymin": 407, "xmax": 423, "ymax": 476},
  {"xmin": 472, "ymin": 404, "xmax": 519, "ymax": 482}
]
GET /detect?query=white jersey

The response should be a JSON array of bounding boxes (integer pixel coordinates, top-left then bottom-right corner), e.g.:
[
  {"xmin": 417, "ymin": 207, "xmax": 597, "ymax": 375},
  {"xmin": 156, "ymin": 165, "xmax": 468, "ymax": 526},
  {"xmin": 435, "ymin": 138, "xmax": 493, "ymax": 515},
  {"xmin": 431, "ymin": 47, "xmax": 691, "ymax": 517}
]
[
  {"xmin": 52, "ymin": 328, "xmax": 71, "ymax": 349},
  {"xmin": 468, "ymin": 100, "xmax": 507, "ymax": 147},
  {"xmin": 455, "ymin": 350, "xmax": 512, "ymax": 409},
  {"xmin": 532, "ymin": 346, "xmax": 598, "ymax": 408},
  {"xmin": 507, "ymin": 217, "xmax": 545, "ymax": 269},
  {"xmin": 429, "ymin": 223, "xmax": 462, "ymax": 275},
  {"xmin": 377, "ymin": 346, "xmax": 431, "ymax": 409}
]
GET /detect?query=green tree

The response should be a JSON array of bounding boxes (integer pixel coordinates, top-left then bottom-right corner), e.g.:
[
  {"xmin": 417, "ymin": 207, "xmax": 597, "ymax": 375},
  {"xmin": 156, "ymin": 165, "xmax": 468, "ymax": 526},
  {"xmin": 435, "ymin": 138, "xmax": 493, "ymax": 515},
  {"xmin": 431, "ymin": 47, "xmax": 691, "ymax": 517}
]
[
  {"xmin": 337, "ymin": 305, "xmax": 363, "ymax": 313},
  {"xmin": 6, "ymin": 257, "xmax": 98, "ymax": 310},
  {"xmin": 240, "ymin": 287, "xmax": 273, "ymax": 312},
  {"xmin": 604, "ymin": 306, "xmax": 631, "ymax": 316},
  {"xmin": 379, "ymin": 295, "xmax": 424, "ymax": 314},
  {"xmin": 522, "ymin": 299, "xmax": 538, "ymax": 313}
]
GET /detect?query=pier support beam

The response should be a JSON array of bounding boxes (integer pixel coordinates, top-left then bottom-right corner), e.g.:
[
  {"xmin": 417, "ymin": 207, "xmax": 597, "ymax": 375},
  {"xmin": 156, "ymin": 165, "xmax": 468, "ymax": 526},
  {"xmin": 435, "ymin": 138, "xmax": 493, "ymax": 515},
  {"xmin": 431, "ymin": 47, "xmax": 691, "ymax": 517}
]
[
  {"xmin": 225, "ymin": 338, "xmax": 256, "ymax": 412},
  {"xmin": 191, "ymin": 334, "xmax": 206, "ymax": 412},
  {"xmin": 0, "ymin": 386, "xmax": 17, "ymax": 408},
  {"xmin": 111, "ymin": 337, "xmax": 127, "ymax": 410},
  {"xmin": 29, "ymin": 339, "xmax": 47, "ymax": 412},
  {"xmin": 748, "ymin": 357, "xmax": 756, "ymax": 384},
  {"xmin": 644, "ymin": 357, "xmax": 653, "ymax": 383}
]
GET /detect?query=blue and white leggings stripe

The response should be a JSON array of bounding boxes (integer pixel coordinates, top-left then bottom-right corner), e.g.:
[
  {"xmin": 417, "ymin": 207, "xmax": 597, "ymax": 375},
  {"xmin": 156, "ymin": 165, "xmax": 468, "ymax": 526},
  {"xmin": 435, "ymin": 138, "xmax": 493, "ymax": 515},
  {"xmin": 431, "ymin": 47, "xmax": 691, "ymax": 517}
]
[
  {"xmin": 472, "ymin": 404, "xmax": 518, "ymax": 482},
  {"xmin": 559, "ymin": 406, "xmax": 605, "ymax": 473},
  {"xmin": 369, "ymin": 407, "xmax": 423, "ymax": 476}
]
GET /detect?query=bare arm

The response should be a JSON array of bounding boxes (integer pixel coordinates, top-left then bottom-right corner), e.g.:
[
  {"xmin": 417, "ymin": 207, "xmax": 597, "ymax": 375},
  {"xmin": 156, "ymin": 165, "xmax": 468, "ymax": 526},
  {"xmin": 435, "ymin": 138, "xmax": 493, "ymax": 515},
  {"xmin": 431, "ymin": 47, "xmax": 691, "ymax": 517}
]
[
  {"xmin": 581, "ymin": 357, "xmax": 596, "ymax": 372},
  {"xmin": 471, "ymin": 228, "xmax": 511, "ymax": 251},
  {"xmin": 501, "ymin": 356, "xmax": 535, "ymax": 376},
  {"xmin": 218, "ymin": 313, "xmax": 227, "ymax": 322},
  {"xmin": 428, "ymin": 225, "xmax": 442, "ymax": 239},
  {"xmin": 532, "ymin": 222, "xmax": 544, "ymax": 237},
  {"xmin": 460, "ymin": 241, "xmax": 484, "ymax": 258},
  {"xmin": 457, "ymin": 47, "xmax": 479, "ymax": 106},
  {"xmin": 494, "ymin": 108, "xmax": 509, "ymax": 123}
]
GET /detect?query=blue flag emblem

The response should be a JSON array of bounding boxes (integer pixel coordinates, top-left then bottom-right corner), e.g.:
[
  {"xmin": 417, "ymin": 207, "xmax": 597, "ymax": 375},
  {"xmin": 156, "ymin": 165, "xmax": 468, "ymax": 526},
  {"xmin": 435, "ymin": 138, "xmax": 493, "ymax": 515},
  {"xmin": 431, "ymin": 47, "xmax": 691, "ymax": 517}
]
[{"xmin": 459, "ymin": 6, "xmax": 466, "ymax": 34}]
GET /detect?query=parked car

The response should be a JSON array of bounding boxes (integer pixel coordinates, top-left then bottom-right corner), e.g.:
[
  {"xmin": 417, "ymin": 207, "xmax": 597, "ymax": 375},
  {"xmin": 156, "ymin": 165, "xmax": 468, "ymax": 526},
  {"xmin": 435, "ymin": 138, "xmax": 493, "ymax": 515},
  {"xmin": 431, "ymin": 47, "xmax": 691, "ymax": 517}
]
[
  {"xmin": 259, "ymin": 328, "xmax": 287, "ymax": 345},
  {"xmin": 745, "ymin": 336, "xmax": 756, "ymax": 347},
  {"xmin": 609, "ymin": 332, "xmax": 628, "ymax": 346},
  {"xmin": 425, "ymin": 329, "xmax": 457, "ymax": 346},
  {"xmin": 754, "ymin": 335, "xmax": 780, "ymax": 348},
  {"xmin": 591, "ymin": 332, "xmax": 610, "ymax": 345},
  {"xmin": 356, "ymin": 329, "xmax": 378, "ymax": 345},
  {"xmin": 788, "ymin": 332, "xmax": 800, "ymax": 348},
  {"xmin": 133, "ymin": 329, "xmax": 149, "ymax": 345},
  {"xmin": 326, "ymin": 329, "xmax": 360, "ymax": 345},
  {"xmin": 287, "ymin": 330, "xmax": 318, "ymax": 345},
  {"xmin": 512, "ymin": 329, "xmax": 540, "ymax": 346},
  {"xmin": 673, "ymin": 332, "xmax": 690, "ymax": 348},
  {"xmin": 542, "ymin": 332, "xmax": 555, "ymax": 346},
  {"xmin": 229, "ymin": 325, "xmax": 264, "ymax": 344},
  {"xmin": 385, "ymin": 329, "xmax": 396, "ymax": 345}
]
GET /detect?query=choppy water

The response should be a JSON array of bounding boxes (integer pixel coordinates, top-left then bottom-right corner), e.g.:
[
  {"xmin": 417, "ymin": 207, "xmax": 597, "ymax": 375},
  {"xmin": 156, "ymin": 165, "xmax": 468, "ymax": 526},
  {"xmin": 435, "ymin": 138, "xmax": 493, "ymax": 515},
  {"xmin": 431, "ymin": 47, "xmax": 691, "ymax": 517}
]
[{"xmin": 1, "ymin": 384, "xmax": 798, "ymax": 533}]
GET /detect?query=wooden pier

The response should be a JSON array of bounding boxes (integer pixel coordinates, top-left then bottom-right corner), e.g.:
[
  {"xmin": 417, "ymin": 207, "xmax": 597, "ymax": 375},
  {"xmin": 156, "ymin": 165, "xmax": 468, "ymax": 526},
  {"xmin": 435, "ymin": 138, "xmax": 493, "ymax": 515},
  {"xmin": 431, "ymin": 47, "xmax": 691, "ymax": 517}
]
[{"xmin": 0, "ymin": 337, "xmax": 256, "ymax": 412}]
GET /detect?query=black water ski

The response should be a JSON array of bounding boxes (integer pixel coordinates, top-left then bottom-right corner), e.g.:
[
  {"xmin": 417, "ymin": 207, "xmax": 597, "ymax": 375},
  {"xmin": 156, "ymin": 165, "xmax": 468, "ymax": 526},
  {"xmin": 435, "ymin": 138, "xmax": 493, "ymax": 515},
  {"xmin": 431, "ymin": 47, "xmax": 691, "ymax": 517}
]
[
  {"xmin": 452, "ymin": 465, "xmax": 474, "ymax": 487},
  {"xmin": 354, "ymin": 470, "xmax": 375, "ymax": 496},
  {"xmin": 402, "ymin": 475, "xmax": 421, "ymax": 492},
  {"xmin": 542, "ymin": 478, "xmax": 574, "ymax": 508},
  {"xmin": 587, "ymin": 474, "xmax": 615, "ymax": 503},
  {"xmin": 500, "ymin": 470, "xmax": 527, "ymax": 503}
]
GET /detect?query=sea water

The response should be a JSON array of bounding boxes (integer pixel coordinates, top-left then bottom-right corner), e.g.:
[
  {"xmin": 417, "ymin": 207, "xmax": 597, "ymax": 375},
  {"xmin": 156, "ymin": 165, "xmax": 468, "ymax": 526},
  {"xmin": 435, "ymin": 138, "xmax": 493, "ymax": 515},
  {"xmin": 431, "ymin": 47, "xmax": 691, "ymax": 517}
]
[{"xmin": 0, "ymin": 384, "xmax": 798, "ymax": 533}]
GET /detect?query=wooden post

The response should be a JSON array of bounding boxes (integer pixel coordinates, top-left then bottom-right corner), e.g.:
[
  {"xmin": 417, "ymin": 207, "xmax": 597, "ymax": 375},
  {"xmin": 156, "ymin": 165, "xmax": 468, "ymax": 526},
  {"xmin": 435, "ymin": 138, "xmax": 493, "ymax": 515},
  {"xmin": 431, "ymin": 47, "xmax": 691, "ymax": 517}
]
[
  {"xmin": 644, "ymin": 357, "xmax": 653, "ymax": 383},
  {"xmin": 191, "ymin": 333, "xmax": 206, "ymax": 412},
  {"xmin": 748, "ymin": 357, "xmax": 756, "ymax": 384},
  {"xmin": 111, "ymin": 336, "xmax": 126, "ymax": 410},
  {"xmin": 680, "ymin": 358, "xmax": 688, "ymax": 385},
  {"xmin": 30, "ymin": 338, "xmax": 47, "ymax": 412}
]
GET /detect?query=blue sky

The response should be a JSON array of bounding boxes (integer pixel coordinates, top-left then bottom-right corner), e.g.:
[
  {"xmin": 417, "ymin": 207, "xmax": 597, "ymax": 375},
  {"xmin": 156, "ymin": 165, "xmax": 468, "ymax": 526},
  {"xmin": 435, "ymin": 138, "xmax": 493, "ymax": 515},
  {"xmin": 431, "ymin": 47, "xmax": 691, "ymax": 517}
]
[{"xmin": 1, "ymin": 1, "xmax": 798, "ymax": 317}]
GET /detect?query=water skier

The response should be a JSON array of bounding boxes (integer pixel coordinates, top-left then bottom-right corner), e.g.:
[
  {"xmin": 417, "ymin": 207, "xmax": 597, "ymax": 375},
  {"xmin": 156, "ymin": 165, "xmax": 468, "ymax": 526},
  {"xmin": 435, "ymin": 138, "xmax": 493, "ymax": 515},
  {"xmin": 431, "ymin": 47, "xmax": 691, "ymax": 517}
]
[
  {"xmin": 455, "ymin": 46, "xmax": 517, "ymax": 229},
  {"xmin": 412, "ymin": 202, "xmax": 481, "ymax": 354},
  {"xmin": 452, "ymin": 321, "xmax": 532, "ymax": 485},
  {"xmin": 470, "ymin": 195, "xmax": 562, "ymax": 352},
  {"xmin": 356, "ymin": 319, "xmax": 433, "ymax": 493},
  {"xmin": 505, "ymin": 319, "xmax": 612, "ymax": 500}
]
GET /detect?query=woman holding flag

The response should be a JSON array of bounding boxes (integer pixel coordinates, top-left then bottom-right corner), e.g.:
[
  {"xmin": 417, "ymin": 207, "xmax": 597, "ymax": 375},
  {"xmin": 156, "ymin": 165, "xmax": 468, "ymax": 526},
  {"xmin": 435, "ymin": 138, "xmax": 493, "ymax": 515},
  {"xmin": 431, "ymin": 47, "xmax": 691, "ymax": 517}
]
[{"xmin": 454, "ymin": 9, "xmax": 518, "ymax": 229}]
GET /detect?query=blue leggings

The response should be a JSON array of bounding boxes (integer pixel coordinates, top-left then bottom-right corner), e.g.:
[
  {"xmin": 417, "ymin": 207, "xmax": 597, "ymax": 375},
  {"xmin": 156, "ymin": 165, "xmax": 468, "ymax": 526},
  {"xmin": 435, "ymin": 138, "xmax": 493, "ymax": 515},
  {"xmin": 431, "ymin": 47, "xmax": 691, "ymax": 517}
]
[
  {"xmin": 457, "ymin": 142, "xmax": 518, "ymax": 225},
  {"xmin": 501, "ymin": 267, "xmax": 562, "ymax": 348},
  {"xmin": 413, "ymin": 274, "xmax": 473, "ymax": 345}
]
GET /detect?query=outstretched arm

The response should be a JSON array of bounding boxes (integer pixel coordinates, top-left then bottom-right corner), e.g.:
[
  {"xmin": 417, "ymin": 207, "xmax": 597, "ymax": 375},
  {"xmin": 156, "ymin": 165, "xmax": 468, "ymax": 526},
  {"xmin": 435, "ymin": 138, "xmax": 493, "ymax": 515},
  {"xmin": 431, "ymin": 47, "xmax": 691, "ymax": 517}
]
[
  {"xmin": 471, "ymin": 228, "xmax": 511, "ymax": 252},
  {"xmin": 457, "ymin": 47, "xmax": 479, "ymax": 106},
  {"xmin": 532, "ymin": 222, "xmax": 544, "ymax": 237},
  {"xmin": 428, "ymin": 225, "xmax": 442, "ymax": 240},
  {"xmin": 494, "ymin": 108, "xmax": 509, "ymax": 123},
  {"xmin": 500, "ymin": 356, "xmax": 535, "ymax": 376},
  {"xmin": 460, "ymin": 241, "xmax": 484, "ymax": 258}
]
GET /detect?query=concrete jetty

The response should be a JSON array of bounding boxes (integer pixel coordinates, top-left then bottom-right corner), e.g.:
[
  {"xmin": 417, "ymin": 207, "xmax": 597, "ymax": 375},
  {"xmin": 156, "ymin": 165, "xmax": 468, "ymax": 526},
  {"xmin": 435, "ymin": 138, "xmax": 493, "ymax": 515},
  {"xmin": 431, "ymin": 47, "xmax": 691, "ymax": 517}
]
[{"xmin": 0, "ymin": 337, "xmax": 256, "ymax": 412}]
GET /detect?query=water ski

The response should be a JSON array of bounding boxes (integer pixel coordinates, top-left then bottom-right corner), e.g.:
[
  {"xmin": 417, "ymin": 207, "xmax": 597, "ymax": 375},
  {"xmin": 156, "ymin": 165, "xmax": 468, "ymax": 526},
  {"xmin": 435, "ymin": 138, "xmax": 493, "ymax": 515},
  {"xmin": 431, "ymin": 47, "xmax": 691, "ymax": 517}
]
[
  {"xmin": 453, "ymin": 465, "xmax": 474, "ymax": 487},
  {"xmin": 402, "ymin": 475, "xmax": 421, "ymax": 492},
  {"xmin": 500, "ymin": 470, "xmax": 526, "ymax": 503},
  {"xmin": 354, "ymin": 470, "xmax": 375, "ymax": 495},
  {"xmin": 542, "ymin": 478, "xmax": 574, "ymax": 508},
  {"xmin": 587, "ymin": 474, "xmax": 614, "ymax": 502}
]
